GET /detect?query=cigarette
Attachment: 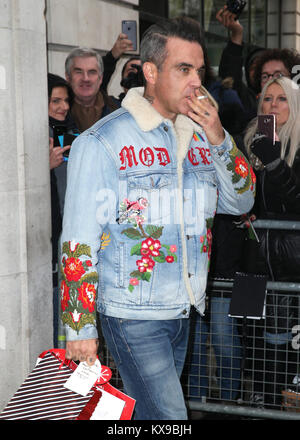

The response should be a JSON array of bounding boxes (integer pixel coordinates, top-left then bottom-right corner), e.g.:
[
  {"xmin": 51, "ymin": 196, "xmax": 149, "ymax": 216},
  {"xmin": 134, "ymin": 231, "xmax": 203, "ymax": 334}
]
[{"xmin": 197, "ymin": 95, "xmax": 208, "ymax": 100}]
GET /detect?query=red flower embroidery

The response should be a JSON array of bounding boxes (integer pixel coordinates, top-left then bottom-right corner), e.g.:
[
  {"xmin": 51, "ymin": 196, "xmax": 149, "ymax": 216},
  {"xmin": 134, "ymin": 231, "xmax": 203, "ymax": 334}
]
[
  {"xmin": 60, "ymin": 280, "xmax": 70, "ymax": 311},
  {"xmin": 129, "ymin": 278, "xmax": 139, "ymax": 286},
  {"xmin": 141, "ymin": 237, "xmax": 161, "ymax": 257},
  {"xmin": 136, "ymin": 256, "xmax": 155, "ymax": 273},
  {"xmin": 166, "ymin": 255, "xmax": 174, "ymax": 263},
  {"xmin": 78, "ymin": 282, "xmax": 96, "ymax": 313},
  {"xmin": 234, "ymin": 156, "xmax": 249, "ymax": 179},
  {"xmin": 207, "ymin": 229, "xmax": 213, "ymax": 259},
  {"xmin": 64, "ymin": 257, "xmax": 86, "ymax": 282}
]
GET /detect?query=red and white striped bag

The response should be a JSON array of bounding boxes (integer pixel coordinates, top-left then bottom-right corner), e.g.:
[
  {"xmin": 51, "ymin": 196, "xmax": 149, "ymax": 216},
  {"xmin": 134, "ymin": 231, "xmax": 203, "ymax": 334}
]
[{"xmin": 0, "ymin": 349, "xmax": 135, "ymax": 420}]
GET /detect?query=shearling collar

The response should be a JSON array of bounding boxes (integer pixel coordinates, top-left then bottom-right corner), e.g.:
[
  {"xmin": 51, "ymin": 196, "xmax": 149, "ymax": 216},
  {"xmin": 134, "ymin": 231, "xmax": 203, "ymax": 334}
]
[{"xmin": 122, "ymin": 87, "xmax": 204, "ymax": 164}]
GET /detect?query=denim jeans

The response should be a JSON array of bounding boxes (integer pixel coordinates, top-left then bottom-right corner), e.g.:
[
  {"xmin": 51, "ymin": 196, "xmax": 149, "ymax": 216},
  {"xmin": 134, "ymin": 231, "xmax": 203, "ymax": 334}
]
[
  {"xmin": 100, "ymin": 315, "xmax": 190, "ymax": 420},
  {"xmin": 188, "ymin": 297, "xmax": 242, "ymax": 400}
]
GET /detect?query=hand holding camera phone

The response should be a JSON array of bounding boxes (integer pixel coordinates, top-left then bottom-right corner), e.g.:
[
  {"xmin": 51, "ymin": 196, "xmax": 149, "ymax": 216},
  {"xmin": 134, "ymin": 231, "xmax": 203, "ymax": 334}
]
[
  {"xmin": 53, "ymin": 126, "xmax": 79, "ymax": 160},
  {"xmin": 226, "ymin": 0, "xmax": 247, "ymax": 19},
  {"xmin": 257, "ymin": 114, "xmax": 276, "ymax": 144},
  {"xmin": 251, "ymin": 114, "xmax": 281, "ymax": 165},
  {"xmin": 122, "ymin": 20, "xmax": 137, "ymax": 51}
]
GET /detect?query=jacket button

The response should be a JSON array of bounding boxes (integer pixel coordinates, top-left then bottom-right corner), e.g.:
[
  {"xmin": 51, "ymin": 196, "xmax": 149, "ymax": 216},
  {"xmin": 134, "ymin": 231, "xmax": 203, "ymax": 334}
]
[
  {"xmin": 182, "ymin": 309, "xmax": 187, "ymax": 315},
  {"xmin": 163, "ymin": 126, "xmax": 168, "ymax": 132}
]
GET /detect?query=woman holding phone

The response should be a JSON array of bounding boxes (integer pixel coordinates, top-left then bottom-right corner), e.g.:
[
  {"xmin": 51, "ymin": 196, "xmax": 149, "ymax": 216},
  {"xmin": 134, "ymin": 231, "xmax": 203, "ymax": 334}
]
[
  {"xmin": 48, "ymin": 73, "xmax": 79, "ymax": 347},
  {"xmin": 243, "ymin": 76, "xmax": 300, "ymax": 408}
]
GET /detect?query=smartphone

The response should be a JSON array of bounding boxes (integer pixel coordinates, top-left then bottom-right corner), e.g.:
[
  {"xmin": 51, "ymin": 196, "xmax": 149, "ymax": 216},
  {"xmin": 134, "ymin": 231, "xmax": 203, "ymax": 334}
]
[
  {"xmin": 122, "ymin": 20, "xmax": 137, "ymax": 51},
  {"xmin": 257, "ymin": 114, "xmax": 276, "ymax": 144},
  {"xmin": 53, "ymin": 126, "xmax": 78, "ymax": 159}
]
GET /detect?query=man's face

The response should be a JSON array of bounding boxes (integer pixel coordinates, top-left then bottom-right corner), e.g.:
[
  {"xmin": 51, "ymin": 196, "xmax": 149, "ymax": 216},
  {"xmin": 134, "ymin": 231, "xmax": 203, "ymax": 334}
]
[
  {"xmin": 148, "ymin": 37, "xmax": 204, "ymax": 121},
  {"xmin": 67, "ymin": 56, "xmax": 103, "ymax": 105},
  {"xmin": 260, "ymin": 60, "xmax": 290, "ymax": 89}
]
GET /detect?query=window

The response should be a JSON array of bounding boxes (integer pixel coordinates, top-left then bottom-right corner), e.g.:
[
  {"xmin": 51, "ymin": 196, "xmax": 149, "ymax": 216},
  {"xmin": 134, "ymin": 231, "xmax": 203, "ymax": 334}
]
[{"xmin": 138, "ymin": 0, "xmax": 268, "ymax": 68}]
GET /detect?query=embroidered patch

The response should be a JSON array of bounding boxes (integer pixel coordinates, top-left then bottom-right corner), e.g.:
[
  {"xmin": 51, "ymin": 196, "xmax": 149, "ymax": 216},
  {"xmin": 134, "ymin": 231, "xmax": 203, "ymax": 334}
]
[
  {"xmin": 227, "ymin": 137, "xmax": 256, "ymax": 194},
  {"xmin": 60, "ymin": 241, "xmax": 98, "ymax": 334},
  {"xmin": 117, "ymin": 197, "xmax": 148, "ymax": 227},
  {"xmin": 199, "ymin": 217, "xmax": 214, "ymax": 269},
  {"xmin": 100, "ymin": 232, "xmax": 111, "ymax": 250},
  {"xmin": 193, "ymin": 132, "xmax": 205, "ymax": 143},
  {"xmin": 119, "ymin": 145, "xmax": 171, "ymax": 170},
  {"xmin": 188, "ymin": 132, "xmax": 212, "ymax": 166},
  {"xmin": 119, "ymin": 198, "xmax": 177, "ymax": 292}
]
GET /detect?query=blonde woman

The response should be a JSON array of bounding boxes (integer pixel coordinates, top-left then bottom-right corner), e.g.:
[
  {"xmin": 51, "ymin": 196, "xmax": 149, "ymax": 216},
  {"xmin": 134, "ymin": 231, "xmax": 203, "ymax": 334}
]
[
  {"xmin": 245, "ymin": 76, "xmax": 300, "ymax": 212},
  {"xmin": 244, "ymin": 76, "xmax": 300, "ymax": 408}
]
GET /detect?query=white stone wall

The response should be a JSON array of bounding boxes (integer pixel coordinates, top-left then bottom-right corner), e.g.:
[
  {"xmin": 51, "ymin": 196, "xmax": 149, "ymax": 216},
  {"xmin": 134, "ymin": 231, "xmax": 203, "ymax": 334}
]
[
  {"xmin": 267, "ymin": 0, "xmax": 300, "ymax": 51},
  {"xmin": 0, "ymin": 0, "xmax": 52, "ymax": 412},
  {"xmin": 46, "ymin": 0, "xmax": 140, "ymax": 98},
  {"xmin": 281, "ymin": 0, "xmax": 300, "ymax": 51}
]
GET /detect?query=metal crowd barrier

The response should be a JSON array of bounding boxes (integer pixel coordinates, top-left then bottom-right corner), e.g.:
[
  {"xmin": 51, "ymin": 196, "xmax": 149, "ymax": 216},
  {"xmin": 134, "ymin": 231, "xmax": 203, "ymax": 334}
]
[
  {"xmin": 183, "ymin": 219, "xmax": 300, "ymax": 420},
  {"xmin": 75, "ymin": 219, "xmax": 300, "ymax": 420}
]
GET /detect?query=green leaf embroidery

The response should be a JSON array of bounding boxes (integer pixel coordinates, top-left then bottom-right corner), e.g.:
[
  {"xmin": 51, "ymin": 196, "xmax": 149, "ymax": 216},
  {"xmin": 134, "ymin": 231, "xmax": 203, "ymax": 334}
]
[
  {"xmin": 145, "ymin": 225, "xmax": 164, "ymax": 239},
  {"xmin": 140, "ymin": 272, "xmax": 151, "ymax": 282},
  {"xmin": 130, "ymin": 270, "xmax": 142, "ymax": 279},
  {"xmin": 130, "ymin": 242, "xmax": 142, "ymax": 256},
  {"xmin": 121, "ymin": 227, "xmax": 143, "ymax": 240},
  {"xmin": 153, "ymin": 250, "xmax": 166, "ymax": 263}
]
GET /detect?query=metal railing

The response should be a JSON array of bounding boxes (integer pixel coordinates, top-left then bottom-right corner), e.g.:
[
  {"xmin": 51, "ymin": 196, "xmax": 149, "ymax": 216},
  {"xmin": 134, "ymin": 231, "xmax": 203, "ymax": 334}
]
[
  {"xmin": 183, "ymin": 219, "xmax": 300, "ymax": 419},
  {"xmin": 88, "ymin": 219, "xmax": 300, "ymax": 419}
]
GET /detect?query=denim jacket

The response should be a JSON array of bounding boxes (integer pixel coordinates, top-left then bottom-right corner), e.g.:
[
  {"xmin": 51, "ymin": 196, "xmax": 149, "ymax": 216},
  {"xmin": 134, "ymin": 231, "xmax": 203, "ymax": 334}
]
[{"xmin": 60, "ymin": 87, "xmax": 255, "ymax": 341}]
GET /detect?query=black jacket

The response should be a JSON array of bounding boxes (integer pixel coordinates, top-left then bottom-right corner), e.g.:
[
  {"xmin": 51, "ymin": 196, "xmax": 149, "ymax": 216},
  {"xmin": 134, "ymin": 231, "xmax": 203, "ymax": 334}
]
[
  {"xmin": 218, "ymin": 41, "xmax": 261, "ymax": 124},
  {"xmin": 247, "ymin": 146, "xmax": 300, "ymax": 333}
]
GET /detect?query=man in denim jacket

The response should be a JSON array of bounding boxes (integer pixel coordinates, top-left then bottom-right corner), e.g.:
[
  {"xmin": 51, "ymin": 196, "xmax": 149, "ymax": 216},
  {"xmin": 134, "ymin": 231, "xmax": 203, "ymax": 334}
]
[{"xmin": 60, "ymin": 18, "xmax": 255, "ymax": 419}]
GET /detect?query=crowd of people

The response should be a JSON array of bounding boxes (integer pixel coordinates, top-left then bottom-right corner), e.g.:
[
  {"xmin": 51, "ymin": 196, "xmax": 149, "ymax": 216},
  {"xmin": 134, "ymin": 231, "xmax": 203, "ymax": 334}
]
[{"xmin": 46, "ymin": 4, "xmax": 300, "ymax": 419}]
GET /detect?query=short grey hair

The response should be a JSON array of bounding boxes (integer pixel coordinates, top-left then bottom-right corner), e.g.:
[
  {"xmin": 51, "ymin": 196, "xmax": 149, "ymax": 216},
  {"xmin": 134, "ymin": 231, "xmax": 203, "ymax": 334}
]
[
  {"xmin": 65, "ymin": 47, "xmax": 104, "ymax": 77},
  {"xmin": 140, "ymin": 17, "xmax": 206, "ymax": 72}
]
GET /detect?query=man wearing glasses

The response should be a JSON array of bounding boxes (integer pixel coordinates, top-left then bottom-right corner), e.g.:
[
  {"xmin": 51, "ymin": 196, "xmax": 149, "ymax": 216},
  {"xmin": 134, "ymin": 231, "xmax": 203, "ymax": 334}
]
[{"xmin": 253, "ymin": 48, "xmax": 300, "ymax": 93}]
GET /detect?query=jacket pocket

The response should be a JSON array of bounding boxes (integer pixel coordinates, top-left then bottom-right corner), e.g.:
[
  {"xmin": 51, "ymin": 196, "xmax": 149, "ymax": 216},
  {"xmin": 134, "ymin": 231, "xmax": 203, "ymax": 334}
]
[
  {"xmin": 128, "ymin": 172, "xmax": 171, "ymax": 190},
  {"xmin": 194, "ymin": 170, "xmax": 218, "ymax": 217}
]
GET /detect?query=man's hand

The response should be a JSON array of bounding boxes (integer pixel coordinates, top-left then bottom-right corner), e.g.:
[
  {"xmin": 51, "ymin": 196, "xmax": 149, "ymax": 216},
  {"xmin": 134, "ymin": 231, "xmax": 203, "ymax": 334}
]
[
  {"xmin": 216, "ymin": 5, "xmax": 243, "ymax": 45},
  {"xmin": 111, "ymin": 33, "xmax": 134, "ymax": 59},
  {"xmin": 49, "ymin": 137, "xmax": 70, "ymax": 170},
  {"xmin": 65, "ymin": 339, "xmax": 99, "ymax": 366},
  {"xmin": 188, "ymin": 94, "xmax": 225, "ymax": 146}
]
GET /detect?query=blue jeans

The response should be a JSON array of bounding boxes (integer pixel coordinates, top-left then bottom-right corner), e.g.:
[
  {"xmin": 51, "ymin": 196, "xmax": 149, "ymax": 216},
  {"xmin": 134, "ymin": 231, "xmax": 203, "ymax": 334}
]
[
  {"xmin": 100, "ymin": 315, "xmax": 189, "ymax": 420},
  {"xmin": 189, "ymin": 297, "xmax": 241, "ymax": 400}
]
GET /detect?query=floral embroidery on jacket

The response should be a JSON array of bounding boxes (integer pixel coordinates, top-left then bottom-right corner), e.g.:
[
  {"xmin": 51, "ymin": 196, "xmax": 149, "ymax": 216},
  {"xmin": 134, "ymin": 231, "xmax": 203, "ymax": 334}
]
[
  {"xmin": 60, "ymin": 241, "xmax": 98, "ymax": 333},
  {"xmin": 199, "ymin": 218, "xmax": 214, "ymax": 269},
  {"xmin": 227, "ymin": 137, "xmax": 256, "ymax": 194},
  {"xmin": 119, "ymin": 198, "xmax": 177, "ymax": 292},
  {"xmin": 117, "ymin": 197, "xmax": 148, "ymax": 227},
  {"xmin": 100, "ymin": 232, "xmax": 111, "ymax": 250}
]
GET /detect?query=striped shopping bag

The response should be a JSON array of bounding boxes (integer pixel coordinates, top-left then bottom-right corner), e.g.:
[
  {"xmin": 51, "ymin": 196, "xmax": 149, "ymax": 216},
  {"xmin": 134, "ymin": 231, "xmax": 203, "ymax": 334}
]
[{"xmin": 0, "ymin": 349, "xmax": 135, "ymax": 420}]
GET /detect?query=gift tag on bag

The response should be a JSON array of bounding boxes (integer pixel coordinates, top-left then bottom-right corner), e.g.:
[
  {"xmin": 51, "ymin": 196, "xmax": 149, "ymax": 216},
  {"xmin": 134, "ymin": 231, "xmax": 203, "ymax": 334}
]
[{"xmin": 64, "ymin": 359, "xmax": 102, "ymax": 396}]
